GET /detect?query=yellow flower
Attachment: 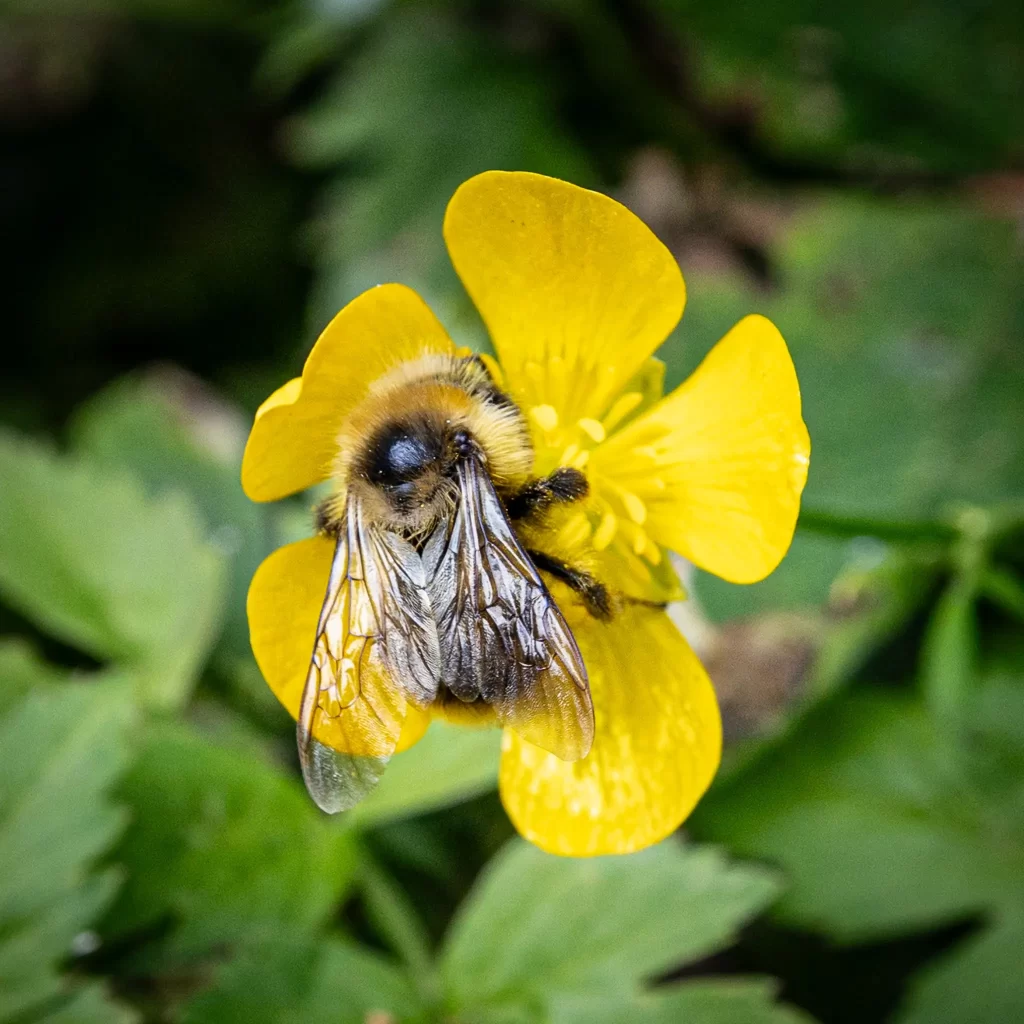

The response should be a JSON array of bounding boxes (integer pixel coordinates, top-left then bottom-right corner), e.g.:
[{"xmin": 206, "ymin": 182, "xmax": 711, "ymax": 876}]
[{"xmin": 243, "ymin": 171, "xmax": 809, "ymax": 857}]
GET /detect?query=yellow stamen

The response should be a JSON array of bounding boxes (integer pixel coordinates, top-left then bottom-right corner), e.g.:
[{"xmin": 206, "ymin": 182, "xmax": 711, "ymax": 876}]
[
  {"xmin": 559, "ymin": 443, "xmax": 580, "ymax": 466},
  {"xmin": 549, "ymin": 355, "xmax": 568, "ymax": 415},
  {"xmin": 524, "ymin": 361, "xmax": 546, "ymax": 397},
  {"xmin": 631, "ymin": 526, "xmax": 649, "ymax": 556},
  {"xmin": 635, "ymin": 560, "xmax": 653, "ymax": 583},
  {"xmin": 577, "ymin": 418, "xmax": 606, "ymax": 444},
  {"xmin": 531, "ymin": 404, "xmax": 559, "ymax": 432},
  {"xmin": 618, "ymin": 539, "xmax": 653, "ymax": 583},
  {"xmin": 633, "ymin": 445, "xmax": 661, "ymax": 462},
  {"xmin": 620, "ymin": 490, "xmax": 647, "ymax": 524},
  {"xmin": 592, "ymin": 511, "xmax": 618, "ymax": 550},
  {"xmin": 571, "ymin": 450, "xmax": 590, "ymax": 471},
  {"xmin": 601, "ymin": 391, "xmax": 643, "ymax": 433},
  {"xmin": 558, "ymin": 512, "xmax": 592, "ymax": 551}
]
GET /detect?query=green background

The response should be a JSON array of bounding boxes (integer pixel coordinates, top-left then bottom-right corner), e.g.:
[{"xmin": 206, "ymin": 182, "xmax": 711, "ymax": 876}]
[{"xmin": 1, "ymin": 1, "xmax": 1023, "ymax": 1022}]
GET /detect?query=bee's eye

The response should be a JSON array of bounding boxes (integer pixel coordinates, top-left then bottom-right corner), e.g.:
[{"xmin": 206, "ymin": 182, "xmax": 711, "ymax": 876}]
[{"xmin": 451, "ymin": 430, "xmax": 479, "ymax": 460}]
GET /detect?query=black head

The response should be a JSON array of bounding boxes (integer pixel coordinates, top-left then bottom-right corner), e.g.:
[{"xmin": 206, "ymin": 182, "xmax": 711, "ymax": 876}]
[{"xmin": 359, "ymin": 418, "xmax": 450, "ymax": 513}]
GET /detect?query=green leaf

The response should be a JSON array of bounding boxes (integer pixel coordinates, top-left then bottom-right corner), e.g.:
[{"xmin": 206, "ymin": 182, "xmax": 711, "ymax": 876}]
[
  {"xmin": 663, "ymin": 0, "xmax": 1024, "ymax": 172},
  {"xmin": 350, "ymin": 722, "xmax": 501, "ymax": 828},
  {"xmin": 0, "ymin": 672, "xmax": 137, "ymax": 1023},
  {"xmin": 716, "ymin": 548, "xmax": 941, "ymax": 783},
  {"xmin": 0, "ymin": 430, "xmax": 226, "ymax": 709},
  {"xmin": 179, "ymin": 936, "xmax": 422, "ymax": 1024},
  {"xmin": 663, "ymin": 201, "xmax": 1024, "ymax": 522},
  {"xmin": 308, "ymin": 939, "xmax": 424, "ymax": 1024},
  {"xmin": 296, "ymin": 10, "xmax": 595, "ymax": 330},
  {"xmin": 806, "ymin": 550, "xmax": 942, "ymax": 698},
  {"xmin": 441, "ymin": 838, "xmax": 779, "ymax": 1013},
  {"xmin": 32, "ymin": 985, "xmax": 139, "ymax": 1024},
  {"xmin": 70, "ymin": 374, "xmax": 275, "ymax": 665},
  {"xmin": 695, "ymin": 531, "xmax": 851, "ymax": 623},
  {"xmin": 979, "ymin": 565, "xmax": 1024, "ymax": 623},
  {"xmin": 360, "ymin": 855, "xmax": 435, "ymax": 983},
  {"xmin": 103, "ymin": 723, "xmax": 358, "ymax": 961},
  {"xmin": 897, "ymin": 915, "xmax": 1024, "ymax": 1024},
  {"xmin": 0, "ymin": 639, "xmax": 69, "ymax": 715},
  {"xmin": 694, "ymin": 684, "xmax": 1024, "ymax": 940},
  {"xmin": 552, "ymin": 978, "xmax": 814, "ymax": 1024},
  {"xmin": 920, "ymin": 576, "xmax": 980, "ymax": 722}
]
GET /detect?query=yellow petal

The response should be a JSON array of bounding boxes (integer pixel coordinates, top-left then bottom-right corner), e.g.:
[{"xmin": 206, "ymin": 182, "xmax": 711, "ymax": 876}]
[
  {"xmin": 241, "ymin": 284, "xmax": 455, "ymax": 502},
  {"xmin": 499, "ymin": 604, "xmax": 721, "ymax": 857},
  {"xmin": 246, "ymin": 537, "xmax": 428, "ymax": 753},
  {"xmin": 444, "ymin": 171, "xmax": 685, "ymax": 427},
  {"xmin": 594, "ymin": 315, "xmax": 809, "ymax": 584},
  {"xmin": 593, "ymin": 535, "xmax": 685, "ymax": 604}
]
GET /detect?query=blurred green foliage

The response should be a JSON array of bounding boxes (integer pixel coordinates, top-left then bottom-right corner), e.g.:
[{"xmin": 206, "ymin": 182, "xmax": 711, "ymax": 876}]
[
  {"xmin": 0, "ymin": 660, "xmax": 136, "ymax": 1023},
  {"xmin": 2, "ymin": 0, "xmax": 1024, "ymax": 1022},
  {"xmin": 0, "ymin": 432, "xmax": 225, "ymax": 708}
]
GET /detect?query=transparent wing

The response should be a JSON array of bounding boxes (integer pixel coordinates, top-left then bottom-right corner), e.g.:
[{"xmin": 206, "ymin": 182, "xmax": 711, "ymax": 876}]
[
  {"xmin": 298, "ymin": 495, "xmax": 441, "ymax": 813},
  {"xmin": 423, "ymin": 457, "xmax": 594, "ymax": 761},
  {"xmin": 362, "ymin": 514, "xmax": 441, "ymax": 707}
]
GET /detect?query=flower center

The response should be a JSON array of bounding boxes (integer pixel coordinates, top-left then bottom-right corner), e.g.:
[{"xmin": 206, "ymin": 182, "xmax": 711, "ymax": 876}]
[{"xmin": 526, "ymin": 393, "xmax": 668, "ymax": 581}]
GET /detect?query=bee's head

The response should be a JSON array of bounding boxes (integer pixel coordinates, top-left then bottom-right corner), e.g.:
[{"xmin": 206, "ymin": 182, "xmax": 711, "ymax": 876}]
[
  {"xmin": 351, "ymin": 409, "xmax": 468, "ymax": 530},
  {"xmin": 335, "ymin": 354, "xmax": 533, "ymax": 535},
  {"xmin": 364, "ymin": 418, "xmax": 443, "ymax": 501}
]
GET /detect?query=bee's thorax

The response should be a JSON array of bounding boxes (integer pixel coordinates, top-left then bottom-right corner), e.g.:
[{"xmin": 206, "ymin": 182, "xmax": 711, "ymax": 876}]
[{"xmin": 330, "ymin": 353, "xmax": 533, "ymax": 535}]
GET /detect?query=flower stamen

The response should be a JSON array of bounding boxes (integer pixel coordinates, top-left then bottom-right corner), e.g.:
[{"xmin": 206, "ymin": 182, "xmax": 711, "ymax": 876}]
[
  {"xmin": 592, "ymin": 510, "xmax": 618, "ymax": 551},
  {"xmin": 556, "ymin": 512, "xmax": 592, "ymax": 551},
  {"xmin": 577, "ymin": 418, "xmax": 606, "ymax": 444},
  {"xmin": 530, "ymin": 404, "xmax": 559, "ymax": 433},
  {"xmin": 559, "ymin": 442, "xmax": 581, "ymax": 466},
  {"xmin": 600, "ymin": 391, "xmax": 644, "ymax": 433},
  {"xmin": 620, "ymin": 489, "xmax": 647, "ymax": 524}
]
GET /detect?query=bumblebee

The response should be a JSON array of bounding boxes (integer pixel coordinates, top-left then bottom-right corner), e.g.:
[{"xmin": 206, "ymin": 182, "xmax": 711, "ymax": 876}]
[{"xmin": 300, "ymin": 353, "xmax": 611, "ymax": 813}]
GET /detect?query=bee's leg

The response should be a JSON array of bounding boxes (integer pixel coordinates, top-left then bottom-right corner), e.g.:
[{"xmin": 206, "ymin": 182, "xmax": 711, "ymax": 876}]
[
  {"xmin": 313, "ymin": 497, "xmax": 343, "ymax": 538},
  {"xmin": 505, "ymin": 467, "xmax": 589, "ymax": 521},
  {"xmin": 528, "ymin": 550, "xmax": 613, "ymax": 621}
]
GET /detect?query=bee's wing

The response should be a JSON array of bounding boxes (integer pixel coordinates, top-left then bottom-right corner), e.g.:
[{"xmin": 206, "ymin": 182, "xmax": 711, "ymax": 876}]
[
  {"xmin": 423, "ymin": 457, "xmax": 594, "ymax": 761},
  {"xmin": 298, "ymin": 495, "xmax": 441, "ymax": 813}
]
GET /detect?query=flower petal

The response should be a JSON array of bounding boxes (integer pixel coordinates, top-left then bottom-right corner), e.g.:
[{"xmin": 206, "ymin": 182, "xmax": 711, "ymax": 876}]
[
  {"xmin": 241, "ymin": 284, "xmax": 455, "ymax": 502},
  {"xmin": 443, "ymin": 171, "xmax": 685, "ymax": 428},
  {"xmin": 592, "ymin": 315, "xmax": 809, "ymax": 585},
  {"xmin": 246, "ymin": 537, "xmax": 429, "ymax": 752},
  {"xmin": 499, "ymin": 604, "xmax": 721, "ymax": 857}
]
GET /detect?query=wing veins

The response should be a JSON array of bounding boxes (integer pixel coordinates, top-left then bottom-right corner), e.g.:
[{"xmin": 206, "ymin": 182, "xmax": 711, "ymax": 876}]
[
  {"xmin": 424, "ymin": 457, "xmax": 594, "ymax": 760},
  {"xmin": 296, "ymin": 492, "xmax": 441, "ymax": 813}
]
